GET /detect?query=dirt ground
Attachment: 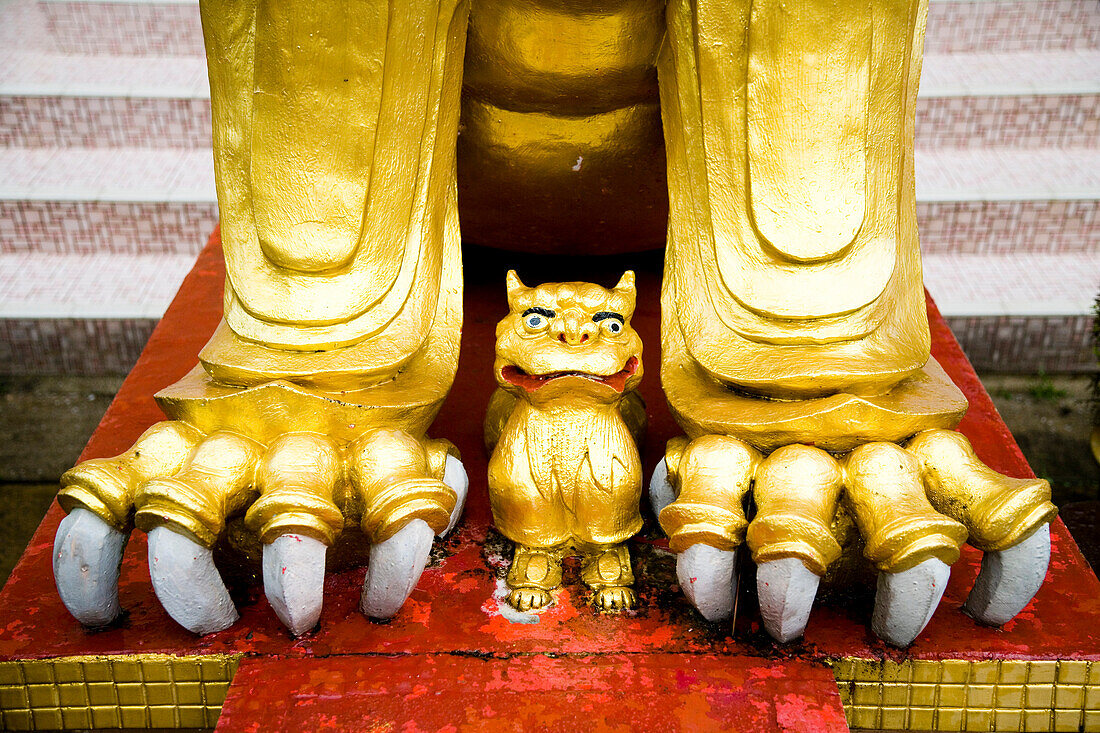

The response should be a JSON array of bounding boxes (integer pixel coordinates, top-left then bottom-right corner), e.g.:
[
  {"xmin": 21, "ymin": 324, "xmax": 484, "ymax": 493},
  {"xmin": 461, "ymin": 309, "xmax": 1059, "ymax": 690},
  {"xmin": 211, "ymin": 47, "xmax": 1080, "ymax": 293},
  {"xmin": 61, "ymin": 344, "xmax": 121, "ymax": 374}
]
[{"xmin": 1, "ymin": 373, "xmax": 1097, "ymax": 586}]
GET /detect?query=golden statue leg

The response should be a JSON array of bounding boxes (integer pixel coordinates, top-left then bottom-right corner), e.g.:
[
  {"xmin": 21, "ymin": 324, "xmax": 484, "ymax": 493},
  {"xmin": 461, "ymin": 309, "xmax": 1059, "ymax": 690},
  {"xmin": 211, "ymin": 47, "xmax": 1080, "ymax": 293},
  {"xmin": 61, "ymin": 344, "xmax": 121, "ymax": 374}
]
[
  {"xmin": 656, "ymin": 436, "xmax": 756, "ymax": 624},
  {"xmin": 842, "ymin": 443, "xmax": 968, "ymax": 575},
  {"xmin": 247, "ymin": 434, "xmax": 345, "ymax": 548},
  {"xmin": 134, "ymin": 432, "xmax": 265, "ymax": 634},
  {"xmin": 906, "ymin": 430, "xmax": 1057, "ymax": 554},
  {"xmin": 747, "ymin": 445, "xmax": 844, "ymax": 576},
  {"xmin": 54, "ymin": 0, "xmax": 471, "ymax": 635},
  {"xmin": 347, "ymin": 430, "xmax": 458, "ymax": 546},
  {"xmin": 58, "ymin": 421, "xmax": 203, "ymax": 534},
  {"xmin": 345, "ymin": 429, "xmax": 459, "ymax": 620},
  {"xmin": 53, "ymin": 422, "xmax": 204, "ymax": 627},
  {"xmin": 245, "ymin": 433, "xmax": 344, "ymax": 635},
  {"xmin": 744, "ymin": 446, "xmax": 844, "ymax": 642},
  {"xmin": 135, "ymin": 432, "xmax": 265, "ymax": 548},
  {"xmin": 654, "ymin": 0, "xmax": 1057, "ymax": 646}
]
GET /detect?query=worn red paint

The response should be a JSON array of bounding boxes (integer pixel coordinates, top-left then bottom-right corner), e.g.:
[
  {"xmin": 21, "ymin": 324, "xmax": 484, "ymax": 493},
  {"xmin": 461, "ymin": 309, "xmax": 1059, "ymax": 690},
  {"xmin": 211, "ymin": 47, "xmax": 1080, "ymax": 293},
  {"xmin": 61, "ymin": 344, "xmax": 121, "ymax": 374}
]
[
  {"xmin": 215, "ymin": 654, "xmax": 849, "ymax": 733},
  {"xmin": 1, "ymin": 231, "xmax": 1098, "ymax": 731}
]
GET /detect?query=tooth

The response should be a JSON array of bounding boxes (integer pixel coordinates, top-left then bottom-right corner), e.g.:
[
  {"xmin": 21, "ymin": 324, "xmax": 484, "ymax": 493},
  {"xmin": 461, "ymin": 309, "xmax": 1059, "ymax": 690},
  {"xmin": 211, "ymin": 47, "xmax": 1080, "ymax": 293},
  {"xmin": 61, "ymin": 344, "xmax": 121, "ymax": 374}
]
[
  {"xmin": 147, "ymin": 526, "xmax": 238, "ymax": 635},
  {"xmin": 53, "ymin": 508, "xmax": 127, "ymax": 627},
  {"xmin": 756, "ymin": 557, "xmax": 820, "ymax": 643},
  {"xmin": 676, "ymin": 542, "xmax": 736, "ymax": 622},
  {"xmin": 648, "ymin": 458, "xmax": 677, "ymax": 517},
  {"xmin": 440, "ymin": 455, "xmax": 468, "ymax": 537}
]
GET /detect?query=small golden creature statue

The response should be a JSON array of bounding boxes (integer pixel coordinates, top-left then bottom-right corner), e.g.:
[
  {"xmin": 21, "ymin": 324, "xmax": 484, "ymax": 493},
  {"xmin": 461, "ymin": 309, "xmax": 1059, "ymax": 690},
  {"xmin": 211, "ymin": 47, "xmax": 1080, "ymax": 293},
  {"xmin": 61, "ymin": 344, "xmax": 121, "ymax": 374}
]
[{"xmin": 485, "ymin": 272, "xmax": 646, "ymax": 612}]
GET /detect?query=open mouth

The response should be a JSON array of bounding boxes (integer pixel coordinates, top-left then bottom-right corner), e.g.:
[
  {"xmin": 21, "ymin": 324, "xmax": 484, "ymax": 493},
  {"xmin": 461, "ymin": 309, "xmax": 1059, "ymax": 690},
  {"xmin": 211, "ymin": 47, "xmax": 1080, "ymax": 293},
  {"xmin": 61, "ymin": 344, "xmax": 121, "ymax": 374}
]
[{"xmin": 501, "ymin": 356, "xmax": 638, "ymax": 393}]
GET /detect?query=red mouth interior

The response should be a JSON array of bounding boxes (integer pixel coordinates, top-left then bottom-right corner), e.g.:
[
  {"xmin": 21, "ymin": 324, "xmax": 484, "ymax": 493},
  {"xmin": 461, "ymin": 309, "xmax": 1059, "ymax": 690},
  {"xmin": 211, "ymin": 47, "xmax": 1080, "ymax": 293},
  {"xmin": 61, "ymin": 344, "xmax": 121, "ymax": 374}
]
[{"xmin": 501, "ymin": 356, "xmax": 638, "ymax": 393}]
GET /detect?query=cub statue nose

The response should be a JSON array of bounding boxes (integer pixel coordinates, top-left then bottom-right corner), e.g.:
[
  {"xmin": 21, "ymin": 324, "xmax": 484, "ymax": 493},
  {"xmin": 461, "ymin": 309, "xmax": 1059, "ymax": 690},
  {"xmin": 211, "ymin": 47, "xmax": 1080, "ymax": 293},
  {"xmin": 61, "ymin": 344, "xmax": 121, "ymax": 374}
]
[{"xmin": 556, "ymin": 314, "xmax": 597, "ymax": 345}]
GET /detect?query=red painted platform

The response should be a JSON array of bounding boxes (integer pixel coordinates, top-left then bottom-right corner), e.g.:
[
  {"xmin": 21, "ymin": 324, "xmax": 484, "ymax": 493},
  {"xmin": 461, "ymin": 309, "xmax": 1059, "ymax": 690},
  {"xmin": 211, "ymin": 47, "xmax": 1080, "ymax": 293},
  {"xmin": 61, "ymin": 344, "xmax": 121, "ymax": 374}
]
[
  {"xmin": 217, "ymin": 654, "xmax": 848, "ymax": 732},
  {"xmin": 2, "ymin": 231, "xmax": 1098, "ymax": 731}
]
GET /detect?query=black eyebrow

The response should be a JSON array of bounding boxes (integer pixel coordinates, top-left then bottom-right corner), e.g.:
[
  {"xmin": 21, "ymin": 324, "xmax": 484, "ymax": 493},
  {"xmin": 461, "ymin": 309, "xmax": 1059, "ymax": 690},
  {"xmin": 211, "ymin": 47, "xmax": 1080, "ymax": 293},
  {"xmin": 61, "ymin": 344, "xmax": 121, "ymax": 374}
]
[
  {"xmin": 592, "ymin": 311, "xmax": 624, "ymax": 323},
  {"xmin": 522, "ymin": 307, "xmax": 556, "ymax": 318}
]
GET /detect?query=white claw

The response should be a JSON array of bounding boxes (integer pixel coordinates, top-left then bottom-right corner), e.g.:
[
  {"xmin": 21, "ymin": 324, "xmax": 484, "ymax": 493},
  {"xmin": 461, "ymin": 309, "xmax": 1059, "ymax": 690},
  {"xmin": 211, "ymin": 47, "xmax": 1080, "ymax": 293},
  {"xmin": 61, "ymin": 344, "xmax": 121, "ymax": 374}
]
[
  {"xmin": 262, "ymin": 534, "xmax": 327, "ymax": 636},
  {"xmin": 53, "ymin": 508, "xmax": 128, "ymax": 627},
  {"xmin": 676, "ymin": 543, "xmax": 736, "ymax": 622},
  {"xmin": 649, "ymin": 458, "xmax": 676, "ymax": 517},
  {"xmin": 872, "ymin": 557, "xmax": 950, "ymax": 647},
  {"xmin": 965, "ymin": 523, "xmax": 1050, "ymax": 627},
  {"xmin": 147, "ymin": 526, "xmax": 238, "ymax": 635},
  {"xmin": 361, "ymin": 518, "xmax": 434, "ymax": 619},
  {"xmin": 757, "ymin": 557, "xmax": 820, "ymax": 643},
  {"xmin": 441, "ymin": 455, "xmax": 469, "ymax": 537}
]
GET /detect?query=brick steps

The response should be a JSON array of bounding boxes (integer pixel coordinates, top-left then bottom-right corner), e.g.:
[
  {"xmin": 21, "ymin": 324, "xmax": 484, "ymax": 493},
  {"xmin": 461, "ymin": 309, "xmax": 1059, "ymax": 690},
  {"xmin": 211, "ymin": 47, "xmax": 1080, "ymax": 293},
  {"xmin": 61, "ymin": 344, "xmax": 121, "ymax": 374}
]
[
  {"xmin": 916, "ymin": 94, "xmax": 1099, "ymax": 149},
  {"xmin": 36, "ymin": 0, "xmax": 203, "ymax": 57},
  {"xmin": 0, "ymin": 252, "xmax": 197, "ymax": 375},
  {"xmin": 925, "ymin": 0, "xmax": 1100, "ymax": 54},
  {"xmin": 928, "ymin": 252, "xmax": 1100, "ymax": 372},
  {"xmin": 0, "ymin": 146, "xmax": 216, "ymax": 255}
]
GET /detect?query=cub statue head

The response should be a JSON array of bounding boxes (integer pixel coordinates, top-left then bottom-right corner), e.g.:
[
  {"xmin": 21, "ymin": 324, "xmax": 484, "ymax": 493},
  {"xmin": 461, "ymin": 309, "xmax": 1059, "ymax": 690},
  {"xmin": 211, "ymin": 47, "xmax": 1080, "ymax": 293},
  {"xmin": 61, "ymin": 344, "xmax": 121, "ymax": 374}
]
[{"xmin": 494, "ymin": 271, "xmax": 643, "ymax": 405}]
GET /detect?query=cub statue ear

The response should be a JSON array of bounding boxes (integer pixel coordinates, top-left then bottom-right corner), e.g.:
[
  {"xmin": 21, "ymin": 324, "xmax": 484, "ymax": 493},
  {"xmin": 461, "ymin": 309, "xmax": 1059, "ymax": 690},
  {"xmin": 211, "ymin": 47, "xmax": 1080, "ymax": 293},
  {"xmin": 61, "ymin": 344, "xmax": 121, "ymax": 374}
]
[
  {"xmin": 612, "ymin": 271, "xmax": 637, "ymax": 316},
  {"xmin": 613, "ymin": 271, "xmax": 636, "ymax": 296},
  {"xmin": 505, "ymin": 270, "xmax": 526, "ymax": 307}
]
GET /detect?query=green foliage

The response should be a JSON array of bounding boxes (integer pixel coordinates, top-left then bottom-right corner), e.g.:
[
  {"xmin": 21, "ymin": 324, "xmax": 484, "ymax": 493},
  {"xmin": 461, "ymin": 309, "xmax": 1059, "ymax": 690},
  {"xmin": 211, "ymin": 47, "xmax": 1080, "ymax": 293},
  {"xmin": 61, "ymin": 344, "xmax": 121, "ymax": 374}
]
[{"xmin": 1027, "ymin": 371, "xmax": 1067, "ymax": 402}]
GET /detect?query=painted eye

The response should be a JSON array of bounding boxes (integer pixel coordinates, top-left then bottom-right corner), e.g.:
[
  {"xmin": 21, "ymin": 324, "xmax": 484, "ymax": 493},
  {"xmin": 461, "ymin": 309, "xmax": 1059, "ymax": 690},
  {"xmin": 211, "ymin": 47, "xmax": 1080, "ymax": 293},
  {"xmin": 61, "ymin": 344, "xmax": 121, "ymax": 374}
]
[
  {"xmin": 524, "ymin": 313, "xmax": 547, "ymax": 330},
  {"xmin": 601, "ymin": 319, "xmax": 624, "ymax": 335}
]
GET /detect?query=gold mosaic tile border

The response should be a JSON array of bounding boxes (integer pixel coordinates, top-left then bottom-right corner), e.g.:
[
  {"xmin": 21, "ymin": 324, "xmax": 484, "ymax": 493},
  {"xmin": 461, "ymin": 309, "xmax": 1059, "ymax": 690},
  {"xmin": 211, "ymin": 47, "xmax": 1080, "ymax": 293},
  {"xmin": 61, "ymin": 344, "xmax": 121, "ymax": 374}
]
[
  {"xmin": 3, "ymin": 653, "xmax": 1098, "ymax": 730},
  {"xmin": 831, "ymin": 657, "xmax": 1100, "ymax": 732},
  {"xmin": 0, "ymin": 654, "xmax": 241, "ymax": 730}
]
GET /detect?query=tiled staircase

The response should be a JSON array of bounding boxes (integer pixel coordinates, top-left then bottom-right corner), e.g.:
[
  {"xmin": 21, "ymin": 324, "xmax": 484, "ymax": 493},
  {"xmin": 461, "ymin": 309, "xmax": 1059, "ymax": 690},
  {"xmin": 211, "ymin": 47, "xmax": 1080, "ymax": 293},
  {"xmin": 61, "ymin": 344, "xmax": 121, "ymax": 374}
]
[
  {"xmin": 1, "ymin": 0, "xmax": 1097, "ymax": 374},
  {"xmin": 0, "ymin": 0, "xmax": 212, "ymax": 374},
  {"xmin": 918, "ymin": 0, "xmax": 1100, "ymax": 373}
]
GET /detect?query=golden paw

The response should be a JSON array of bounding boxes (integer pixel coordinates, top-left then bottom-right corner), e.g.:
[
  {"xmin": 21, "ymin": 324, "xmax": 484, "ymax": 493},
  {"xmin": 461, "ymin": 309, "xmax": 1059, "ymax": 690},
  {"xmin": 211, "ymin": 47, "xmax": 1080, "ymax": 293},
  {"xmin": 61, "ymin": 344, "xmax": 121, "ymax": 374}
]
[
  {"xmin": 54, "ymin": 418, "xmax": 468, "ymax": 637},
  {"xmin": 593, "ymin": 586, "xmax": 637, "ymax": 611},
  {"xmin": 508, "ymin": 587, "xmax": 554, "ymax": 612},
  {"xmin": 656, "ymin": 429, "xmax": 1057, "ymax": 647}
]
